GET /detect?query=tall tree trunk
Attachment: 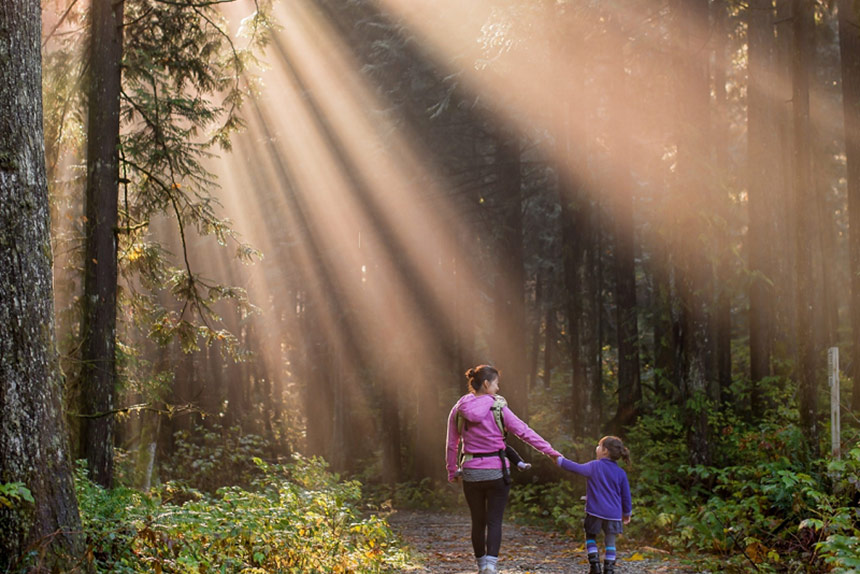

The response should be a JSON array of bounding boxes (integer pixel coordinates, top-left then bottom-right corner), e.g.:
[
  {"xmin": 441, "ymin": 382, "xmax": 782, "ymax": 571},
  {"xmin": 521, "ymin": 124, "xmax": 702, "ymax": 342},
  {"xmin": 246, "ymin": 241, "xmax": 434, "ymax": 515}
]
[
  {"xmin": 380, "ymin": 368, "xmax": 401, "ymax": 484},
  {"xmin": 80, "ymin": 0, "xmax": 124, "ymax": 488},
  {"xmin": 672, "ymin": 0, "xmax": 714, "ymax": 466},
  {"xmin": 792, "ymin": 0, "xmax": 820, "ymax": 456},
  {"xmin": 134, "ymin": 346, "xmax": 167, "ymax": 490},
  {"xmin": 588, "ymin": 204, "xmax": 605, "ymax": 434},
  {"xmin": 303, "ymin": 305, "xmax": 331, "ymax": 458},
  {"xmin": 561, "ymin": 194, "xmax": 586, "ymax": 435},
  {"xmin": 554, "ymin": 3, "xmax": 588, "ymax": 436},
  {"xmin": 712, "ymin": 0, "xmax": 733, "ymax": 404},
  {"xmin": 544, "ymin": 292, "xmax": 555, "ymax": 389},
  {"xmin": 0, "ymin": 0, "xmax": 83, "ymax": 564},
  {"xmin": 493, "ymin": 130, "xmax": 528, "ymax": 418},
  {"xmin": 839, "ymin": 0, "xmax": 860, "ymax": 412},
  {"xmin": 774, "ymin": 0, "xmax": 798, "ymax": 369},
  {"xmin": 455, "ymin": 228, "xmax": 478, "ymax": 380},
  {"xmin": 810, "ymin": 9, "xmax": 839, "ymax": 354},
  {"xmin": 531, "ymin": 273, "xmax": 544, "ymax": 389},
  {"xmin": 747, "ymin": 0, "xmax": 778, "ymax": 415},
  {"xmin": 609, "ymin": 20, "xmax": 642, "ymax": 431},
  {"xmin": 652, "ymin": 242, "xmax": 677, "ymax": 397}
]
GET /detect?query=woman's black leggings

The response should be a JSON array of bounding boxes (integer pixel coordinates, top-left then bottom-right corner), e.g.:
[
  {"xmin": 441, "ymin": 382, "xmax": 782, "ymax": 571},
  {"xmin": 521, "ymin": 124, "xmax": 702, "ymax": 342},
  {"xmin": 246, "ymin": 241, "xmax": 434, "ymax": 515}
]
[{"xmin": 463, "ymin": 478, "xmax": 511, "ymax": 557}]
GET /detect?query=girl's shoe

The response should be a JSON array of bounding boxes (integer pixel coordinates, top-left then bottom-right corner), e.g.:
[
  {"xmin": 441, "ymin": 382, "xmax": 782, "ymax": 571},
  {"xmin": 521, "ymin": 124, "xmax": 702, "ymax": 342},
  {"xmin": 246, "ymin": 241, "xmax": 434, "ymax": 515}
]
[
  {"xmin": 587, "ymin": 553, "xmax": 602, "ymax": 574},
  {"xmin": 603, "ymin": 560, "xmax": 615, "ymax": 574}
]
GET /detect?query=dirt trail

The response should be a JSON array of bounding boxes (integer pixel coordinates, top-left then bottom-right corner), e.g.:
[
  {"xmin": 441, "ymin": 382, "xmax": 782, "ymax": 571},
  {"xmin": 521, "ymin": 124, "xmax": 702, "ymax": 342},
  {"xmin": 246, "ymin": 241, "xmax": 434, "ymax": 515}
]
[{"xmin": 387, "ymin": 510, "xmax": 697, "ymax": 574}]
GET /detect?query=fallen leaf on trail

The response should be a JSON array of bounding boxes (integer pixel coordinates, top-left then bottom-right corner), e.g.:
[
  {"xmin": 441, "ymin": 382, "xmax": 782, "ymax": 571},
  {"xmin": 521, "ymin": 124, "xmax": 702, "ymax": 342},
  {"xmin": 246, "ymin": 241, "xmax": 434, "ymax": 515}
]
[{"xmin": 628, "ymin": 552, "xmax": 646, "ymax": 561}]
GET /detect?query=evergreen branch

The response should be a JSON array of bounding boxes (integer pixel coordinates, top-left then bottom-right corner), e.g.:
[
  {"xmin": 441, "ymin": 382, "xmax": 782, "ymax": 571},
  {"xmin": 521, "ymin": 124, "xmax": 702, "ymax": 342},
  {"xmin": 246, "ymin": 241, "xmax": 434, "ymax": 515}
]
[
  {"xmin": 119, "ymin": 158, "xmax": 216, "ymax": 334},
  {"xmin": 69, "ymin": 402, "xmax": 204, "ymax": 419},
  {"xmin": 148, "ymin": 74, "xmax": 212, "ymax": 330},
  {"xmin": 152, "ymin": 0, "xmax": 238, "ymax": 7},
  {"xmin": 42, "ymin": 0, "xmax": 81, "ymax": 49},
  {"xmin": 116, "ymin": 221, "xmax": 149, "ymax": 234},
  {"xmin": 123, "ymin": 5, "xmax": 156, "ymax": 29},
  {"xmin": 190, "ymin": 4, "xmax": 244, "ymax": 138}
]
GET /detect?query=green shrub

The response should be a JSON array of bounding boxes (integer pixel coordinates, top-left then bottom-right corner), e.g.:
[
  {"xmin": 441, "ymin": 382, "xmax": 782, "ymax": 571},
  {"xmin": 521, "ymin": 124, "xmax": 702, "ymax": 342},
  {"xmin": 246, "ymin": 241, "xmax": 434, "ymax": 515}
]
[
  {"xmin": 161, "ymin": 423, "xmax": 270, "ymax": 492},
  {"xmin": 0, "ymin": 482, "xmax": 34, "ymax": 509},
  {"xmin": 59, "ymin": 454, "xmax": 410, "ymax": 573}
]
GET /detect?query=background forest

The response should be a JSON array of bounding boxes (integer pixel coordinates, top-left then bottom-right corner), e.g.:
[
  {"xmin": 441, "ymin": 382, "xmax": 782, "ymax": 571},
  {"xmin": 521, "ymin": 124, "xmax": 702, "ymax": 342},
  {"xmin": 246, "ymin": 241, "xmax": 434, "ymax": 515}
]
[{"xmin": 2, "ymin": 0, "xmax": 860, "ymax": 571}]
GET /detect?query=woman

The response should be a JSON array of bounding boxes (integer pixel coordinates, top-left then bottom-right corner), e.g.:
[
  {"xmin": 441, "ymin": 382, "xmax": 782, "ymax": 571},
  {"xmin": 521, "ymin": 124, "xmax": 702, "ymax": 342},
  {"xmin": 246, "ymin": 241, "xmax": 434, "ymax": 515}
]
[{"xmin": 446, "ymin": 365, "xmax": 561, "ymax": 574}]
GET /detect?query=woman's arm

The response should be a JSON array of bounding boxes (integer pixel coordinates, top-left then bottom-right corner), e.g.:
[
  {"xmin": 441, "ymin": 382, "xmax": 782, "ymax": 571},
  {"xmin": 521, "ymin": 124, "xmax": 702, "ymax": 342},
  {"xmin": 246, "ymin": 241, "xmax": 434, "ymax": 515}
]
[
  {"xmin": 445, "ymin": 404, "xmax": 461, "ymax": 481},
  {"xmin": 502, "ymin": 406, "xmax": 561, "ymax": 458}
]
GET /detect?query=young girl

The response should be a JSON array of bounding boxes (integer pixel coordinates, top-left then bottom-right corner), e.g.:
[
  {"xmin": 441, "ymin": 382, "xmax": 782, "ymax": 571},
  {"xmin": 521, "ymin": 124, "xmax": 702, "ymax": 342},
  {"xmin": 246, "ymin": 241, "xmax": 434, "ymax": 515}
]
[{"xmin": 556, "ymin": 436, "xmax": 632, "ymax": 574}]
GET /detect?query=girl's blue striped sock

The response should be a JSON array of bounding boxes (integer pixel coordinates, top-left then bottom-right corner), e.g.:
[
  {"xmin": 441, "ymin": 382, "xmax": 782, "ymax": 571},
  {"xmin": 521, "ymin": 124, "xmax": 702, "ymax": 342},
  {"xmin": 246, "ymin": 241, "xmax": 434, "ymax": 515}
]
[{"xmin": 605, "ymin": 546, "xmax": 616, "ymax": 562}]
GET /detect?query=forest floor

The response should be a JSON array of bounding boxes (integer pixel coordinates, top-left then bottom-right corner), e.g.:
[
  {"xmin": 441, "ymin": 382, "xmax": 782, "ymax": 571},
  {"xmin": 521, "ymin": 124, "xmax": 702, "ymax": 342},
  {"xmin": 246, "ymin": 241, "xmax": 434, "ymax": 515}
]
[{"xmin": 387, "ymin": 510, "xmax": 702, "ymax": 574}]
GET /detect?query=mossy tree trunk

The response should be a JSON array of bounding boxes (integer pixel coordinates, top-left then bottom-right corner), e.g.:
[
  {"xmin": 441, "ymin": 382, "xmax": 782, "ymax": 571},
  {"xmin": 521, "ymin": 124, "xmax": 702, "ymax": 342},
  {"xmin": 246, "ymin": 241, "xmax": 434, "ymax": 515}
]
[{"xmin": 0, "ymin": 0, "xmax": 83, "ymax": 566}]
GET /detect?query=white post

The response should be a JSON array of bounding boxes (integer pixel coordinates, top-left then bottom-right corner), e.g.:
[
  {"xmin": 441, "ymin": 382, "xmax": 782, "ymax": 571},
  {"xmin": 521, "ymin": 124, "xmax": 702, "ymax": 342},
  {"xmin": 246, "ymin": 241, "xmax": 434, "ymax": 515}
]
[{"xmin": 828, "ymin": 347, "xmax": 840, "ymax": 459}]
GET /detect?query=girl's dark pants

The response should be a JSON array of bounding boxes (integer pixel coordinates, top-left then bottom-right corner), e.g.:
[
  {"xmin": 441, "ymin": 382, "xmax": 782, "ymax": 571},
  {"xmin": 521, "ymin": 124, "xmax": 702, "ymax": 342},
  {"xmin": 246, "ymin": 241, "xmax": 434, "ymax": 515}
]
[{"xmin": 463, "ymin": 478, "xmax": 511, "ymax": 557}]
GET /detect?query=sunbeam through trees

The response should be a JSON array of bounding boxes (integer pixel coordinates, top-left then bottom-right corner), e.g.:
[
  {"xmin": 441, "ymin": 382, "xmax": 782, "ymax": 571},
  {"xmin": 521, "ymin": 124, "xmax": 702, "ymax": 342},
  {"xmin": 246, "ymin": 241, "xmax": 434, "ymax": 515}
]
[{"xmin": 2, "ymin": 0, "xmax": 860, "ymax": 571}]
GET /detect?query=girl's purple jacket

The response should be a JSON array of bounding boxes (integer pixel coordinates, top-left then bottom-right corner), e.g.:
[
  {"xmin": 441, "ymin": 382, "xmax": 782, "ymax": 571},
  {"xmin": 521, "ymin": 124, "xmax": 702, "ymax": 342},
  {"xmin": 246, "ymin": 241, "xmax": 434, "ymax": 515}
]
[{"xmin": 557, "ymin": 457, "xmax": 632, "ymax": 521}]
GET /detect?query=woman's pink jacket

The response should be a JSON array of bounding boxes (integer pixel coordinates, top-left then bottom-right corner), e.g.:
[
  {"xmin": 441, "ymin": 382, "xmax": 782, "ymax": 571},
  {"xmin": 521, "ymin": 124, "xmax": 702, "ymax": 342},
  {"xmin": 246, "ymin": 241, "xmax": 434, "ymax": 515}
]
[{"xmin": 446, "ymin": 393, "xmax": 561, "ymax": 481}]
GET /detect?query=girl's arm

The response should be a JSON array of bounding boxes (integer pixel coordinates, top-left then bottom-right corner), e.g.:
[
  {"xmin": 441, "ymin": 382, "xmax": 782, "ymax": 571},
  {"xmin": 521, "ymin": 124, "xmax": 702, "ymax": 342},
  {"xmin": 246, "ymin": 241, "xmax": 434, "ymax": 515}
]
[
  {"xmin": 621, "ymin": 471, "xmax": 632, "ymax": 519},
  {"xmin": 556, "ymin": 456, "xmax": 596, "ymax": 477},
  {"xmin": 501, "ymin": 406, "xmax": 561, "ymax": 458},
  {"xmin": 445, "ymin": 405, "xmax": 461, "ymax": 481}
]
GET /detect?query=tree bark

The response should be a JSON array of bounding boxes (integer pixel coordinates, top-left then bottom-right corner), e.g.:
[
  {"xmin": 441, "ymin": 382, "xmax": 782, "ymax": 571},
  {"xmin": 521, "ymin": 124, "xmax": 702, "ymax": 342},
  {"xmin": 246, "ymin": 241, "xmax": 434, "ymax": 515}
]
[
  {"xmin": 587, "ymin": 204, "xmax": 605, "ymax": 434},
  {"xmin": 544, "ymin": 293, "xmax": 555, "ymax": 389},
  {"xmin": 672, "ymin": 0, "xmax": 714, "ymax": 466},
  {"xmin": 0, "ymin": 0, "xmax": 83, "ymax": 565},
  {"xmin": 561, "ymin": 194, "xmax": 587, "ymax": 435},
  {"xmin": 530, "ymin": 273, "xmax": 544, "ymax": 389},
  {"xmin": 553, "ymin": 2, "xmax": 588, "ymax": 436},
  {"xmin": 792, "ymin": 0, "xmax": 820, "ymax": 456},
  {"xmin": 492, "ymin": 130, "xmax": 528, "ymax": 418},
  {"xmin": 80, "ymin": 0, "xmax": 124, "ymax": 488},
  {"xmin": 746, "ymin": 0, "xmax": 778, "ymax": 414},
  {"xmin": 712, "ymin": 0, "xmax": 733, "ymax": 404},
  {"xmin": 609, "ymin": 20, "xmax": 642, "ymax": 431},
  {"xmin": 774, "ymin": 0, "xmax": 798, "ymax": 368},
  {"xmin": 839, "ymin": 0, "xmax": 860, "ymax": 412}
]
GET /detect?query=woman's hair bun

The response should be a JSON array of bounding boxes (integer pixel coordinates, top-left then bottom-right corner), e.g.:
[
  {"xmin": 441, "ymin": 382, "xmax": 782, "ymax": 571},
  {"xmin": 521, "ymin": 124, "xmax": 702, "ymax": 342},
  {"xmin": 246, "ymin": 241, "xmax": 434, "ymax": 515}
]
[{"xmin": 464, "ymin": 365, "xmax": 499, "ymax": 392}]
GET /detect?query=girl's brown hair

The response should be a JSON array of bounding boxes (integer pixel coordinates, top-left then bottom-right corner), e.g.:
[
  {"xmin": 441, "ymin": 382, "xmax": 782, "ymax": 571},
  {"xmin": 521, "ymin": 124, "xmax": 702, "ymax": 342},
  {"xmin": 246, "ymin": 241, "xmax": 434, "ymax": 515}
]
[{"xmin": 599, "ymin": 435, "xmax": 631, "ymax": 464}]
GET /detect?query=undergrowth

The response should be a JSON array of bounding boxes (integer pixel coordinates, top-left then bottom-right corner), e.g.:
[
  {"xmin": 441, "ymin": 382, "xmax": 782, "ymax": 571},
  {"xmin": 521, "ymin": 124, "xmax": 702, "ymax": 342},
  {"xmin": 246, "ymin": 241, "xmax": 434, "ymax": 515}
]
[
  {"xmin": 12, "ymin": 455, "xmax": 409, "ymax": 573},
  {"xmin": 500, "ymin": 398, "xmax": 860, "ymax": 573}
]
